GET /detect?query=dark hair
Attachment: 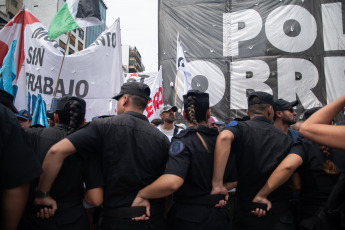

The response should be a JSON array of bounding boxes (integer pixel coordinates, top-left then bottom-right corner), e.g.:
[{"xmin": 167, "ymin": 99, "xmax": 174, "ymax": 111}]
[
  {"xmin": 320, "ymin": 146, "xmax": 339, "ymax": 175},
  {"xmin": 248, "ymin": 97, "xmax": 271, "ymax": 117},
  {"xmin": 128, "ymin": 95, "xmax": 148, "ymax": 111},
  {"xmin": 185, "ymin": 94, "xmax": 209, "ymax": 152},
  {"xmin": 56, "ymin": 100, "xmax": 85, "ymax": 135},
  {"xmin": 185, "ymin": 95, "xmax": 208, "ymax": 126}
]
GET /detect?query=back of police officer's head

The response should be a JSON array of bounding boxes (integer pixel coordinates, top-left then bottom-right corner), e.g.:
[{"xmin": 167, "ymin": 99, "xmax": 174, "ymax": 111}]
[
  {"xmin": 183, "ymin": 90, "xmax": 210, "ymax": 127},
  {"xmin": 247, "ymin": 91, "xmax": 274, "ymax": 121},
  {"xmin": 55, "ymin": 96, "xmax": 86, "ymax": 135},
  {"xmin": 113, "ymin": 82, "xmax": 151, "ymax": 113}
]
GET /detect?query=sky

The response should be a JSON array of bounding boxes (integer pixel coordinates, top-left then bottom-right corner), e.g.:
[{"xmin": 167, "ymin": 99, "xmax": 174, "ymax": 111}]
[{"xmin": 103, "ymin": 0, "xmax": 158, "ymax": 72}]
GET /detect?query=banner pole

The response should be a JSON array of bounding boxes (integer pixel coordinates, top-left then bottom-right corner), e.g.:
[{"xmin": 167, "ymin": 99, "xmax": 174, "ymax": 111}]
[
  {"xmin": 174, "ymin": 71, "xmax": 179, "ymax": 106},
  {"xmin": 51, "ymin": 31, "xmax": 71, "ymax": 111}
]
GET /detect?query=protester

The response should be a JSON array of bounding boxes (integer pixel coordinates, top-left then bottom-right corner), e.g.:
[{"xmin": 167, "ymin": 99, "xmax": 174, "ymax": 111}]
[
  {"xmin": 19, "ymin": 96, "xmax": 104, "ymax": 230},
  {"xmin": 299, "ymin": 95, "xmax": 345, "ymax": 150},
  {"xmin": 211, "ymin": 91, "xmax": 295, "ymax": 230},
  {"xmin": 157, "ymin": 104, "xmax": 179, "ymax": 141},
  {"xmin": 273, "ymin": 98, "xmax": 301, "ymax": 143},
  {"xmin": 0, "ymin": 89, "xmax": 42, "ymax": 230},
  {"xmin": 132, "ymin": 90, "xmax": 235, "ymax": 229},
  {"xmin": 34, "ymin": 82, "xmax": 170, "ymax": 230},
  {"xmin": 16, "ymin": 109, "xmax": 32, "ymax": 128}
]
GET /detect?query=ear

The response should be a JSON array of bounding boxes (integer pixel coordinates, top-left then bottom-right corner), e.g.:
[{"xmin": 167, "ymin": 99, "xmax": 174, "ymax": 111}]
[
  {"xmin": 54, "ymin": 113, "xmax": 59, "ymax": 124},
  {"xmin": 183, "ymin": 110, "xmax": 187, "ymax": 119},
  {"xmin": 206, "ymin": 108, "xmax": 211, "ymax": 120},
  {"xmin": 122, "ymin": 95, "xmax": 129, "ymax": 106},
  {"xmin": 159, "ymin": 113, "xmax": 164, "ymax": 119},
  {"xmin": 246, "ymin": 109, "xmax": 250, "ymax": 117}
]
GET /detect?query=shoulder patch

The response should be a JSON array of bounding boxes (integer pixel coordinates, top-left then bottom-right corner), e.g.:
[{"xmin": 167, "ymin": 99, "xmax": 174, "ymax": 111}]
[
  {"xmin": 169, "ymin": 140, "xmax": 185, "ymax": 156},
  {"xmin": 225, "ymin": 121, "xmax": 238, "ymax": 127}
]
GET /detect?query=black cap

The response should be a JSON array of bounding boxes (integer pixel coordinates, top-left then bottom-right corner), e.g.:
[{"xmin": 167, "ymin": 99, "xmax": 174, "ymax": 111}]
[
  {"xmin": 304, "ymin": 107, "xmax": 322, "ymax": 120},
  {"xmin": 0, "ymin": 89, "xmax": 18, "ymax": 113},
  {"xmin": 274, "ymin": 99, "xmax": 299, "ymax": 111},
  {"xmin": 55, "ymin": 96, "xmax": 86, "ymax": 114},
  {"xmin": 183, "ymin": 90, "xmax": 209, "ymax": 110},
  {"xmin": 113, "ymin": 82, "xmax": 151, "ymax": 101},
  {"xmin": 247, "ymin": 91, "xmax": 274, "ymax": 107}
]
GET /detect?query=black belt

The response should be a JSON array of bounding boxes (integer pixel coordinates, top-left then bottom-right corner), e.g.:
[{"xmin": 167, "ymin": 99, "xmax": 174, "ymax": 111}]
[
  {"xmin": 103, "ymin": 205, "xmax": 164, "ymax": 219},
  {"xmin": 176, "ymin": 194, "xmax": 226, "ymax": 206}
]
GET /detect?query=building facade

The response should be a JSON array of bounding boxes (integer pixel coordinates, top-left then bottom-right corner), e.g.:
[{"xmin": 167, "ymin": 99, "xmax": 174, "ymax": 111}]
[
  {"xmin": 122, "ymin": 45, "xmax": 145, "ymax": 73},
  {"xmin": 85, "ymin": 0, "xmax": 107, "ymax": 48},
  {"xmin": 23, "ymin": 0, "xmax": 88, "ymax": 54},
  {"xmin": 0, "ymin": 0, "xmax": 23, "ymax": 29}
]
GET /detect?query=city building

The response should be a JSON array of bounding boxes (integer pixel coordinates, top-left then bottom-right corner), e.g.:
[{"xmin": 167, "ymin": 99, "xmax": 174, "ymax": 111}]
[
  {"xmin": 85, "ymin": 0, "xmax": 107, "ymax": 48},
  {"xmin": 0, "ymin": 0, "xmax": 23, "ymax": 29},
  {"xmin": 122, "ymin": 45, "xmax": 145, "ymax": 73},
  {"xmin": 23, "ymin": 0, "xmax": 106, "ymax": 54}
]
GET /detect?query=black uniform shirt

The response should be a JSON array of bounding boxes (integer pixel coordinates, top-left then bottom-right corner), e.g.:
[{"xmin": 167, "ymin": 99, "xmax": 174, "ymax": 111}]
[
  {"xmin": 26, "ymin": 125, "xmax": 104, "ymax": 205},
  {"xmin": 165, "ymin": 126, "xmax": 236, "ymax": 200},
  {"xmin": 67, "ymin": 111, "xmax": 170, "ymax": 208},
  {"xmin": 224, "ymin": 116, "xmax": 293, "ymax": 202},
  {"xmin": 291, "ymin": 140, "xmax": 343, "ymax": 204},
  {"xmin": 0, "ymin": 104, "xmax": 42, "ymax": 190}
]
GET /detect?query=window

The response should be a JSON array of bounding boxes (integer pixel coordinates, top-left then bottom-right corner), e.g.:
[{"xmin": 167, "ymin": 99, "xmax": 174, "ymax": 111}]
[
  {"xmin": 69, "ymin": 48, "xmax": 74, "ymax": 55},
  {"xmin": 59, "ymin": 40, "xmax": 66, "ymax": 53},
  {"xmin": 78, "ymin": 29, "xmax": 84, "ymax": 40},
  {"xmin": 78, "ymin": 41, "xmax": 83, "ymax": 51},
  {"xmin": 69, "ymin": 34, "xmax": 75, "ymax": 46}
]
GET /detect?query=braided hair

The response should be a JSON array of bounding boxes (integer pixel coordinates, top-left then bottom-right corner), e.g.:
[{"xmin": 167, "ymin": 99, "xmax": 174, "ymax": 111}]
[
  {"xmin": 320, "ymin": 145, "xmax": 339, "ymax": 175},
  {"xmin": 184, "ymin": 91, "xmax": 210, "ymax": 152},
  {"xmin": 56, "ymin": 99, "xmax": 85, "ymax": 135}
]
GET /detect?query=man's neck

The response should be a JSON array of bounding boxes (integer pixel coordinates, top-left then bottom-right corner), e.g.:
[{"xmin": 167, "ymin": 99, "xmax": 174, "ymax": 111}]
[
  {"xmin": 161, "ymin": 122, "xmax": 174, "ymax": 131},
  {"xmin": 274, "ymin": 120, "xmax": 289, "ymax": 134}
]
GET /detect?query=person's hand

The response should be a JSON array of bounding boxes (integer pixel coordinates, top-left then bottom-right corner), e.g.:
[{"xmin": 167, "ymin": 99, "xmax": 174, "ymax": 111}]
[
  {"xmin": 36, "ymin": 207, "xmax": 55, "ymax": 219},
  {"xmin": 33, "ymin": 196, "xmax": 57, "ymax": 219},
  {"xmin": 251, "ymin": 195, "xmax": 272, "ymax": 218},
  {"xmin": 211, "ymin": 185, "xmax": 229, "ymax": 207},
  {"xmin": 131, "ymin": 195, "xmax": 150, "ymax": 221}
]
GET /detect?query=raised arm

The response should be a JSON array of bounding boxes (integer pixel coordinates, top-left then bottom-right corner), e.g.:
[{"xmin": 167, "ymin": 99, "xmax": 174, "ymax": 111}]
[
  {"xmin": 211, "ymin": 130, "xmax": 234, "ymax": 197},
  {"xmin": 252, "ymin": 153, "xmax": 303, "ymax": 216},
  {"xmin": 300, "ymin": 94, "xmax": 345, "ymax": 150},
  {"xmin": 34, "ymin": 138, "xmax": 77, "ymax": 213}
]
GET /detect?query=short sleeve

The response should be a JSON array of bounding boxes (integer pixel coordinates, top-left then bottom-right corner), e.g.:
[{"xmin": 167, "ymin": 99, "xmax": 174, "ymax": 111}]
[
  {"xmin": 164, "ymin": 139, "xmax": 190, "ymax": 179},
  {"xmin": 289, "ymin": 142, "xmax": 306, "ymax": 162},
  {"xmin": 67, "ymin": 122, "xmax": 102, "ymax": 155},
  {"xmin": 83, "ymin": 153, "xmax": 104, "ymax": 190},
  {"xmin": 0, "ymin": 106, "xmax": 42, "ymax": 189}
]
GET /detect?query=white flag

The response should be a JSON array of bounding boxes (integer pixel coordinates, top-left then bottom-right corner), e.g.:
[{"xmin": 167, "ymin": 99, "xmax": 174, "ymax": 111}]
[{"xmin": 176, "ymin": 33, "xmax": 192, "ymax": 94}]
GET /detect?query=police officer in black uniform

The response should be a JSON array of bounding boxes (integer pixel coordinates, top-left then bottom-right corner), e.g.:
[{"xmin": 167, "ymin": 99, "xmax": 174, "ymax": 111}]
[
  {"xmin": 132, "ymin": 90, "xmax": 236, "ymax": 229},
  {"xmin": 211, "ymin": 91, "xmax": 296, "ymax": 230},
  {"xmin": 34, "ymin": 82, "xmax": 170, "ymax": 230},
  {"xmin": 19, "ymin": 96, "xmax": 104, "ymax": 230},
  {"xmin": 0, "ymin": 89, "xmax": 42, "ymax": 230},
  {"xmin": 253, "ymin": 107, "xmax": 345, "ymax": 230}
]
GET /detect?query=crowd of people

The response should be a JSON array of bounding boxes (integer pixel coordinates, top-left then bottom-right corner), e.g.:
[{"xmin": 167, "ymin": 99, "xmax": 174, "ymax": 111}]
[{"xmin": 1, "ymin": 83, "xmax": 345, "ymax": 230}]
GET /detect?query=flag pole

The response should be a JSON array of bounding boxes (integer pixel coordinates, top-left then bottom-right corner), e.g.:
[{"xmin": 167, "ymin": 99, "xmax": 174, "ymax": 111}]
[
  {"xmin": 174, "ymin": 71, "xmax": 179, "ymax": 106},
  {"xmin": 51, "ymin": 31, "xmax": 71, "ymax": 111}
]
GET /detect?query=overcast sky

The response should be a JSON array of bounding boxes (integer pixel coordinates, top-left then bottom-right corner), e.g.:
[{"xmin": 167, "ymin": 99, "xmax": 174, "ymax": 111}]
[{"xmin": 103, "ymin": 0, "xmax": 158, "ymax": 72}]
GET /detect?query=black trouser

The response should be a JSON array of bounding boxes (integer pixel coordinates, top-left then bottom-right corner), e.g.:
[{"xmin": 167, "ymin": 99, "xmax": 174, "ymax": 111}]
[
  {"xmin": 233, "ymin": 201, "xmax": 296, "ymax": 230},
  {"xmin": 100, "ymin": 205, "xmax": 166, "ymax": 230},
  {"xmin": 166, "ymin": 203, "xmax": 230, "ymax": 230},
  {"xmin": 19, "ymin": 204, "xmax": 89, "ymax": 230}
]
